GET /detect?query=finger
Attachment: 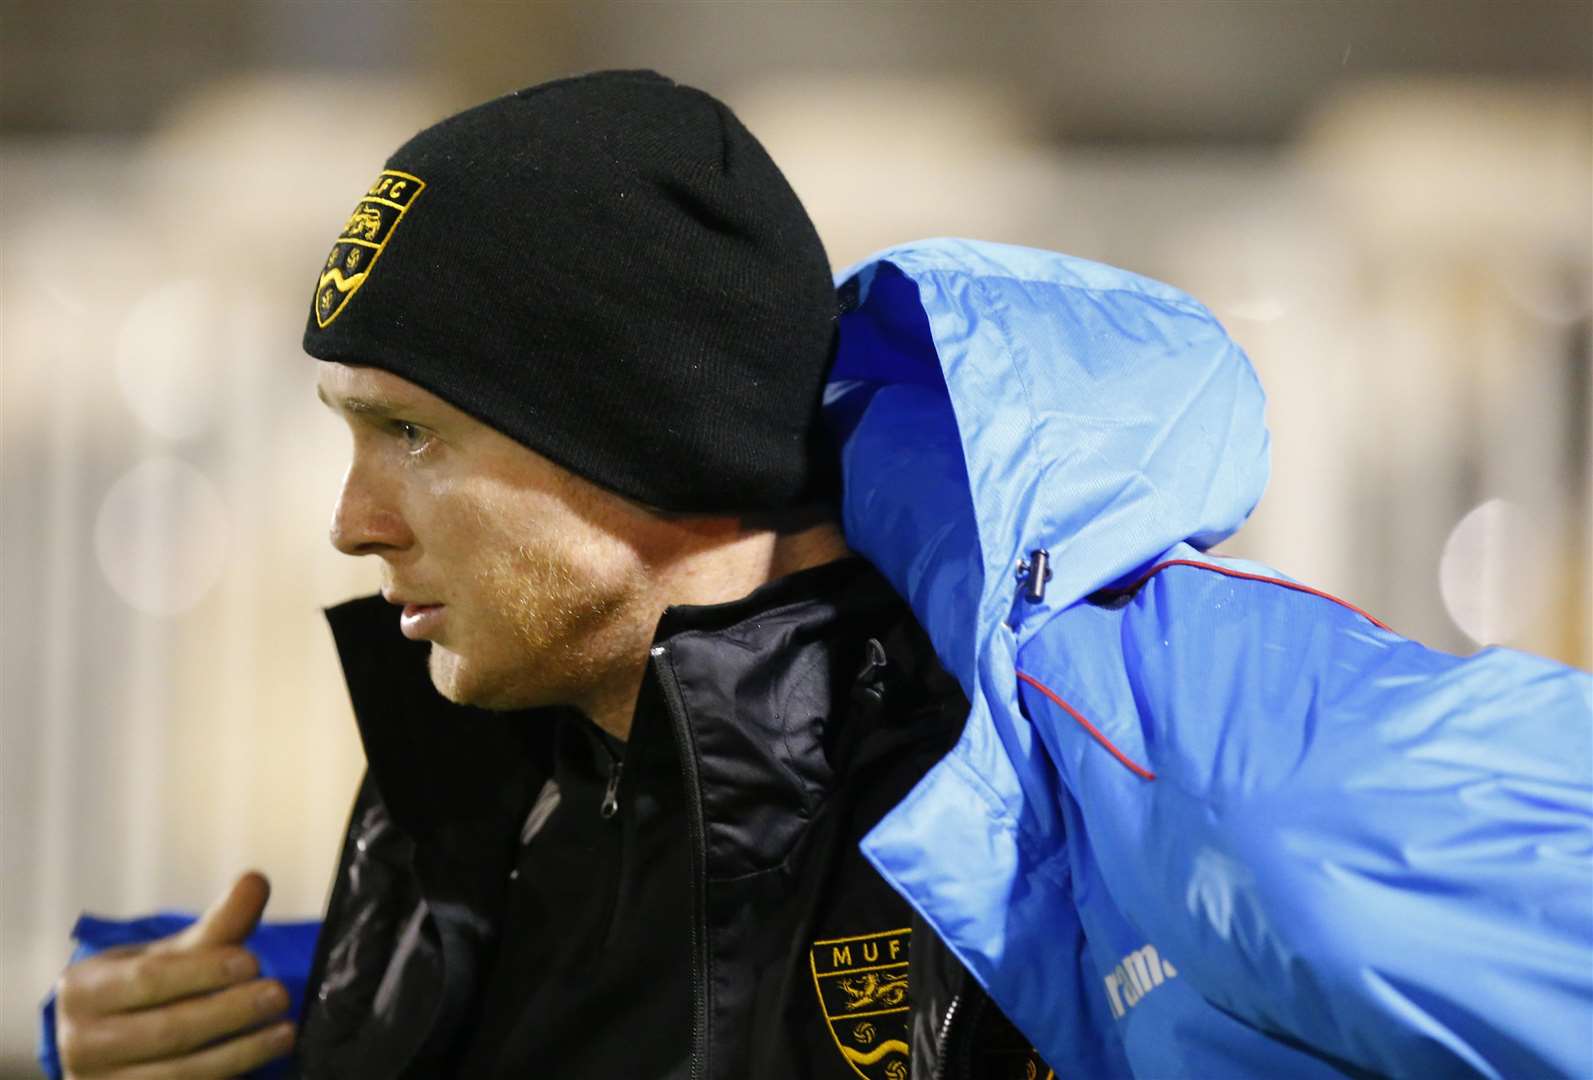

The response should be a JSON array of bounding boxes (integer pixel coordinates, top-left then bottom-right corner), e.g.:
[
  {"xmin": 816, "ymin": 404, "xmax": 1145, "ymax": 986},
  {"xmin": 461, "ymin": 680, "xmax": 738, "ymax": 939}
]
[
  {"xmin": 109, "ymin": 1019, "xmax": 295, "ymax": 1080},
  {"xmin": 58, "ymin": 945, "xmax": 258, "ymax": 1017},
  {"xmin": 163, "ymin": 871, "xmax": 270, "ymax": 952},
  {"xmin": 63, "ymin": 978, "xmax": 288, "ymax": 1073}
]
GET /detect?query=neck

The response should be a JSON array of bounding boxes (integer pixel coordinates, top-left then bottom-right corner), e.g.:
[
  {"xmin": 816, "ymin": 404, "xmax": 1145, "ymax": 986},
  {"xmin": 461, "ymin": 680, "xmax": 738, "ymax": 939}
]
[{"xmin": 577, "ymin": 520, "xmax": 853, "ymax": 742}]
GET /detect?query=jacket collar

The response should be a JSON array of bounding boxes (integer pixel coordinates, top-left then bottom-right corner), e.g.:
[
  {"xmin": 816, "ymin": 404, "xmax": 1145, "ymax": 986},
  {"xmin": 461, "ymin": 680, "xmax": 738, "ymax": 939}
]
[
  {"xmin": 323, "ymin": 595, "xmax": 554, "ymax": 861},
  {"xmin": 324, "ymin": 556, "xmax": 922, "ymax": 854},
  {"xmin": 639, "ymin": 556, "xmax": 926, "ymax": 878}
]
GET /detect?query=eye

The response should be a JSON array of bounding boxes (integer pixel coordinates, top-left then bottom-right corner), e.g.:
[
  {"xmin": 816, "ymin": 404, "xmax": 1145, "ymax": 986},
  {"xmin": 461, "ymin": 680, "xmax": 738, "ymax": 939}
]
[{"xmin": 391, "ymin": 420, "xmax": 434, "ymax": 454}]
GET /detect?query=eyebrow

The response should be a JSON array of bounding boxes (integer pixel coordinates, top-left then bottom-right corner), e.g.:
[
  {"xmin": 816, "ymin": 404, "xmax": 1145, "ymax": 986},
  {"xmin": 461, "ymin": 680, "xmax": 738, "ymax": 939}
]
[{"xmin": 316, "ymin": 385, "xmax": 418, "ymax": 420}]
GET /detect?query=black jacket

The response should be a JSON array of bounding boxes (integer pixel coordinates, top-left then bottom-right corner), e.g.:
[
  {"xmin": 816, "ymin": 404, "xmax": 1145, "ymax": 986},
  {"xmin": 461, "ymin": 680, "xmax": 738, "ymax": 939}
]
[{"xmin": 297, "ymin": 558, "xmax": 1051, "ymax": 1079}]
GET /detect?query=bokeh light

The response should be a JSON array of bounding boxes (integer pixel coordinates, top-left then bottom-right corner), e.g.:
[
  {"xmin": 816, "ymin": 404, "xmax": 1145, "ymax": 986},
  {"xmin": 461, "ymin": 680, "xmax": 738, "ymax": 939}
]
[
  {"xmin": 114, "ymin": 278, "xmax": 224, "ymax": 441},
  {"xmin": 94, "ymin": 457, "xmax": 230, "ymax": 616},
  {"xmin": 1438, "ymin": 498, "xmax": 1547, "ymax": 647}
]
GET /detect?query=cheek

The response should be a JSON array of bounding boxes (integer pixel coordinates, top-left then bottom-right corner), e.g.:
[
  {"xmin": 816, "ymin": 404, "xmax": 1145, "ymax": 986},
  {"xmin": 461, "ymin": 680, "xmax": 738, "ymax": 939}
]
[
  {"xmin": 426, "ymin": 473, "xmax": 646, "ymax": 638},
  {"xmin": 445, "ymin": 506, "xmax": 579, "ymax": 616},
  {"xmin": 407, "ymin": 479, "xmax": 517, "ymax": 563},
  {"xmin": 472, "ymin": 484, "xmax": 612, "ymax": 576}
]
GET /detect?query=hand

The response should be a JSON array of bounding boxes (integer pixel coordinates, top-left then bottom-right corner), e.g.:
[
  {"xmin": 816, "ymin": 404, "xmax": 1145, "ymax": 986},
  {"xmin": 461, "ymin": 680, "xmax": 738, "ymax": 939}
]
[{"xmin": 55, "ymin": 871, "xmax": 296, "ymax": 1079}]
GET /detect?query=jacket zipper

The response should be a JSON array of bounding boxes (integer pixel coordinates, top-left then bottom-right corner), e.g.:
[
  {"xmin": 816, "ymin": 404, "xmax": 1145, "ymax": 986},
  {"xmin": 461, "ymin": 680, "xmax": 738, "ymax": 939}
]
[
  {"xmin": 932, "ymin": 984, "xmax": 989, "ymax": 1080},
  {"xmin": 931, "ymin": 992, "xmax": 964, "ymax": 1080},
  {"xmin": 651, "ymin": 644, "xmax": 709, "ymax": 1080},
  {"xmin": 599, "ymin": 751, "xmax": 623, "ymax": 819},
  {"xmin": 589, "ymin": 728, "xmax": 628, "ymax": 953}
]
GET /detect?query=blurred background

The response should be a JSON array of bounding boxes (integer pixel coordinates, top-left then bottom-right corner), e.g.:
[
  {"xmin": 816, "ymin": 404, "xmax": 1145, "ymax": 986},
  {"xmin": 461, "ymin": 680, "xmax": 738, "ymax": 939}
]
[{"xmin": 2, "ymin": 0, "xmax": 1589, "ymax": 1071}]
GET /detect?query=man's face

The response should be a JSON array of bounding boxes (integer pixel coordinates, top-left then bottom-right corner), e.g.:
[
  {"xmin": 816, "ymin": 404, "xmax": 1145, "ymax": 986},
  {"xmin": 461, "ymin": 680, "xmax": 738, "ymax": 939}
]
[{"xmin": 317, "ymin": 362, "xmax": 655, "ymax": 710}]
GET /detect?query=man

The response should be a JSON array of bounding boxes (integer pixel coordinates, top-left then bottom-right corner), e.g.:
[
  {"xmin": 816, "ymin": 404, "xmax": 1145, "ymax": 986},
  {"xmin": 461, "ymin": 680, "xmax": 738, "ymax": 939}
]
[
  {"xmin": 53, "ymin": 71, "xmax": 1048, "ymax": 1079},
  {"xmin": 53, "ymin": 71, "xmax": 1591, "ymax": 1080}
]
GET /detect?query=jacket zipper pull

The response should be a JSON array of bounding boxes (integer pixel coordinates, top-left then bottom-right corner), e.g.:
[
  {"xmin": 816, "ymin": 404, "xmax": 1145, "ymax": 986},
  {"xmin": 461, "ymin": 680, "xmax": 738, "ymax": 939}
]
[
  {"xmin": 600, "ymin": 757, "xmax": 623, "ymax": 820},
  {"xmin": 851, "ymin": 637, "xmax": 890, "ymax": 710}
]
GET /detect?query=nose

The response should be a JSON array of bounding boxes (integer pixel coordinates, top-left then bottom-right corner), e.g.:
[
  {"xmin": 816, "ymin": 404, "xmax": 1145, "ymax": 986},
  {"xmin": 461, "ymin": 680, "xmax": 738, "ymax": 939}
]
[{"xmin": 329, "ymin": 462, "xmax": 414, "ymax": 557}]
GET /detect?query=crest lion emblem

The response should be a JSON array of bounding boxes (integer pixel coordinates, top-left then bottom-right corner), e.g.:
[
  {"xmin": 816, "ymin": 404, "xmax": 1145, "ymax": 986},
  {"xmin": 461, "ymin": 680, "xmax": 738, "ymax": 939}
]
[
  {"xmin": 809, "ymin": 927, "xmax": 911, "ymax": 1080},
  {"xmin": 312, "ymin": 169, "xmax": 425, "ymax": 328}
]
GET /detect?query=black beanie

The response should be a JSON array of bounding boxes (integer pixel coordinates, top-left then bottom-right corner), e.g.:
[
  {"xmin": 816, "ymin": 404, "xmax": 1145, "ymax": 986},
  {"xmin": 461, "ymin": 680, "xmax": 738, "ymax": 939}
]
[{"xmin": 303, "ymin": 70, "xmax": 839, "ymax": 513}]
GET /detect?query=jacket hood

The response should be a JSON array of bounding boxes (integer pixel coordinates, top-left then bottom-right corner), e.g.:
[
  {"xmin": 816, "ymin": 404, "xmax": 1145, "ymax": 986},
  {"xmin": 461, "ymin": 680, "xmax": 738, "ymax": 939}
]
[
  {"xmin": 825, "ymin": 239, "xmax": 1270, "ymax": 703},
  {"xmin": 826, "ymin": 241, "xmax": 1593, "ymax": 1080},
  {"xmin": 826, "ymin": 240, "xmax": 1272, "ymax": 968},
  {"xmin": 824, "ymin": 240, "xmax": 1269, "ymax": 1069}
]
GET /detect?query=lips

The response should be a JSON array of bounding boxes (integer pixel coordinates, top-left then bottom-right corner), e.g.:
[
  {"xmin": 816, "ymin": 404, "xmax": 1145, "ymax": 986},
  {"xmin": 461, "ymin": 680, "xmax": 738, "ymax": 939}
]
[
  {"xmin": 385, "ymin": 591, "xmax": 446, "ymax": 641},
  {"xmin": 398, "ymin": 603, "xmax": 446, "ymax": 640}
]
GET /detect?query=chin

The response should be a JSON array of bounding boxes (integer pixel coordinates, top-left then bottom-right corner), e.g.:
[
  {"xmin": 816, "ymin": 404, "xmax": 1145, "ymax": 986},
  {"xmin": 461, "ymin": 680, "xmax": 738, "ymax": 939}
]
[
  {"xmin": 427, "ymin": 646, "xmax": 537, "ymax": 711},
  {"xmin": 426, "ymin": 648, "xmax": 469, "ymax": 703}
]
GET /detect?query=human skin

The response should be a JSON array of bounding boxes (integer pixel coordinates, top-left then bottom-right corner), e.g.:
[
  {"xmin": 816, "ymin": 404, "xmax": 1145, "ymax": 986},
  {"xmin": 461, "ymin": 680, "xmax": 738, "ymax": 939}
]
[
  {"xmin": 317, "ymin": 361, "xmax": 853, "ymax": 739},
  {"xmin": 52, "ymin": 362, "xmax": 851, "ymax": 1074},
  {"xmin": 53, "ymin": 872, "xmax": 294, "ymax": 1079}
]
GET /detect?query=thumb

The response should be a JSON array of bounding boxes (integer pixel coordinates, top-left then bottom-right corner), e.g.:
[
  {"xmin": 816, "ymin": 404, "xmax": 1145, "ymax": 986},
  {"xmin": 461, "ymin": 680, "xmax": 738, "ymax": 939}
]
[{"xmin": 164, "ymin": 871, "xmax": 271, "ymax": 951}]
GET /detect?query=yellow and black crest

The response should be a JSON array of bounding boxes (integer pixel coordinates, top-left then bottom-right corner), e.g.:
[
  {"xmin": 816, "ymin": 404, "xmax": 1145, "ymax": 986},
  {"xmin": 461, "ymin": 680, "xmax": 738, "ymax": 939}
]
[
  {"xmin": 313, "ymin": 170, "xmax": 425, "ymax": 328},
  {"xmin": 810, "ymin": 927, "xmax": 911, "ymax": 1080}
]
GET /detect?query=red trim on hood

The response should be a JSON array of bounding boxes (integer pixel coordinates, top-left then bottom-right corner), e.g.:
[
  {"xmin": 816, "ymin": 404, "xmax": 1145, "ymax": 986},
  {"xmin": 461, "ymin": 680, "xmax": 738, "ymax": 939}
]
[
  {"xmin": 1016, "ymin": 670, "xmax": 1158, "ymax": 782},
  {"xmin": 1116, "ymin": 558, "xmax": 1394, "ymax": 632},
  {"xmin": 1015, "ymin": 559, "xmax": 1391, "ymax": 783}
]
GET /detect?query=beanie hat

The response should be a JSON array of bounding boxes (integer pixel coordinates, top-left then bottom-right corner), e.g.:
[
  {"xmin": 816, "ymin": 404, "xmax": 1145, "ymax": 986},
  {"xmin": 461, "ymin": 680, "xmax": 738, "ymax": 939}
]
[{"xmin": 303, "ymin": 70, "xmax": 838, "ymax": 513}]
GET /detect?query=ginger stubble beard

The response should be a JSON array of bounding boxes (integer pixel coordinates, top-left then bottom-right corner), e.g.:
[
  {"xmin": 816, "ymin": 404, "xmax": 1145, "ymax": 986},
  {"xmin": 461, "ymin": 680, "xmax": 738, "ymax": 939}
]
[{"xmin": 426, "ymin": 500, "xmax": 643, "ymax": 715}]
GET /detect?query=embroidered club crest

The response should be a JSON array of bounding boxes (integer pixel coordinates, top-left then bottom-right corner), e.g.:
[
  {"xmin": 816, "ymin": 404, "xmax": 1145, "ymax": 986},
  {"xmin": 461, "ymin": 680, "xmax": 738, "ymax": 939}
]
[
  {"xmin": 313, "ymin": 169, "xmax": 425, "ymax": 328},
  {"xmin": 810, "ymin": 927, "xmax": 911, "ymax": 1080}
]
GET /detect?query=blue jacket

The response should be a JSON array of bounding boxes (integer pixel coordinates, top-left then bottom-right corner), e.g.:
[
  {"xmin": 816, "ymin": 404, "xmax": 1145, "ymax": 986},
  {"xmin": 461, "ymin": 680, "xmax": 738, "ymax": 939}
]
[{"xmin": 826, "ymin": 238, "xmax": 1593, "ymax": 1078}]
